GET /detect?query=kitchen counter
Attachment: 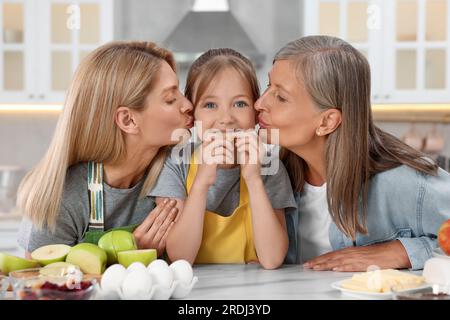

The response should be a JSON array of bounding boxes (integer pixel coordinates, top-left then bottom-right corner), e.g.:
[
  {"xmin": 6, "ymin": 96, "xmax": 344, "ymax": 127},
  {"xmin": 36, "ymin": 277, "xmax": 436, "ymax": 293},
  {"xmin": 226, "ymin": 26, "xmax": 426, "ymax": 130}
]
[
  {"xmin": 185, "ymin": 264, "xmax": 357, "ymax": 300},
  {"xmin": 3, "ymin": 264, "xmax": 423, "ymax": 300}
]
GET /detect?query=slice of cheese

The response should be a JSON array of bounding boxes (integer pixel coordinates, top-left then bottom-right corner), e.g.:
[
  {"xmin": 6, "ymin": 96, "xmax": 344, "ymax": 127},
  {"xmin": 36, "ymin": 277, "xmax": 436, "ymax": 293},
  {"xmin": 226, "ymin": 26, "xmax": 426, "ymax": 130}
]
[{"xmin": 341, "ymin": 269, "xmax": 425, "ymax": 293}]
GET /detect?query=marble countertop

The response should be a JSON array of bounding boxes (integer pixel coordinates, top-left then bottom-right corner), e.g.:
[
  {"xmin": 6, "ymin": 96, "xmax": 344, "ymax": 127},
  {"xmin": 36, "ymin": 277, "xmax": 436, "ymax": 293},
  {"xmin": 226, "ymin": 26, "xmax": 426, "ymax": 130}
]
[
  {"xmin": 186, "ymin": 264, "xmax": 351, "ymax": 300},
  {"xmin": 3, "ymin": 264, "xmax": 422, "ymax": 300}
]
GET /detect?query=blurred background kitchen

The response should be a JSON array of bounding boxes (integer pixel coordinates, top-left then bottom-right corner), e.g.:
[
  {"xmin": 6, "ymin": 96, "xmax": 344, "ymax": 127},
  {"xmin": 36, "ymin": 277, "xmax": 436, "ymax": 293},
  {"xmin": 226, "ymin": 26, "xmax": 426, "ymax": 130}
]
[{"xmin": 1, "ymin": 0, "xmax": 450, "ymax": 255}]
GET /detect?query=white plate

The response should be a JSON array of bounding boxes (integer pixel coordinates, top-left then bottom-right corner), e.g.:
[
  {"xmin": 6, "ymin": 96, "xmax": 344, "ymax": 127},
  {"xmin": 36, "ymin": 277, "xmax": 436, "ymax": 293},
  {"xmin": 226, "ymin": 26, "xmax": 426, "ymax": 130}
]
[
  {"xmin": 432, "ymin": 248, "xmax": 450, "ymax": 260},
  {"xmin": 331, "ymin": 279, "xmax": 431, "ymax": 300}
]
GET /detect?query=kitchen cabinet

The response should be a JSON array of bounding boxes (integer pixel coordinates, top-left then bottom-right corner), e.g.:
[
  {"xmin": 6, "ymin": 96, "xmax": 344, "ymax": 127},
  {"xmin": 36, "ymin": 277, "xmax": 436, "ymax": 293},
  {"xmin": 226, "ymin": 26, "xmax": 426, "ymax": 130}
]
[
  {"xmin": 0, "ymin": 0, "xmax": 113, "ymax": 104},
  {"xmin": 303, "ymin": 0, "xmax": 450, "ymax": 104}
]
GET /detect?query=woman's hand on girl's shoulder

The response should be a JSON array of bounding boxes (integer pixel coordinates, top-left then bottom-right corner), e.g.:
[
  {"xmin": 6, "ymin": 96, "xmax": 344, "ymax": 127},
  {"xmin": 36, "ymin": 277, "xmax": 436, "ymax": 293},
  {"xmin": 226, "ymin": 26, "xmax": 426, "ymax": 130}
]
[{"xmin": 133, "ymin": 198, "xmax": 179, "ymax": 257}]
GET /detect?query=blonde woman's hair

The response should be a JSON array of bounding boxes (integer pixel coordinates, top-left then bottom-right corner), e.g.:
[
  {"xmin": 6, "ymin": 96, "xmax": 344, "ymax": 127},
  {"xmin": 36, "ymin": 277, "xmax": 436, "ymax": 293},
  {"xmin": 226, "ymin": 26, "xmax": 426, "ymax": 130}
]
[
  {"xmin": 17, "ymin": 41, "xmax": 176, "ymax": 231},
  {"xmin": 276, "ymin": 36, "xmax": 437, "ymax": 239}
]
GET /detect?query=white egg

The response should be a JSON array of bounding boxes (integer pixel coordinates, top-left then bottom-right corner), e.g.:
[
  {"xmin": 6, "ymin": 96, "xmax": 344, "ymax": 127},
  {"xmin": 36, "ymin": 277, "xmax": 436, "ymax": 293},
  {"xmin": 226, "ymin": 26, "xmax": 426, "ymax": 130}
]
[
  {"xmin": 126, "ymin": 262, "xmax": 147, "ymax": 273},
  {"xmin": 147, "ymin": 259, "xmax": 169, "ymax": 273},
  {"xmin": 149, "ymin": 264, "xmax": 173, "ymax": 288},
  {"xmin": 101, "ymin": 264, "xmax": 127, "ymax": 299},
  {"xmin": 169, "ymin": 260, "xmax": 193, "ymax": 285},
  {"xmin": 121, "ymin": 269, "xmax": 152, "ymax": 300}
]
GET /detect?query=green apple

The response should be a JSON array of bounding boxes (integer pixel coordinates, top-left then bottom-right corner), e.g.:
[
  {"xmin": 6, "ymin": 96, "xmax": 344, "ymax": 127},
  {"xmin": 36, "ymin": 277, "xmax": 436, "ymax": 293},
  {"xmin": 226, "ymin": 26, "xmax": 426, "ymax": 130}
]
[
  {"xmin": 117, "ymin": 249, "xmax": 157, "ymax": 268},
  {"xmin": 98, "ymin": 230, "xmax": 137, "ymax": 265},
  {"xmin": 31, "ymin": 244, "xmax": 71, "ymax": 266},
  {"xmin": 65, "ymin": 243, "xmax": 107, "ymax": 275},
  {"xmin": 0, "ymin": 252, "xmax": 39, "ymax": 274},
  {"xmin": 39, "ymin": 262, "xmax": 79, "ymax": 277}
]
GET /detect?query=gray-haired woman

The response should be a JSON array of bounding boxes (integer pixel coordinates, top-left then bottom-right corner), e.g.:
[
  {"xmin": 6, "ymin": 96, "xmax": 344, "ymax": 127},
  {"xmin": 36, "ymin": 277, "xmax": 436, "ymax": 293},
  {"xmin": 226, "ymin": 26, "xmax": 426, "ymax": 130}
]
[{"xmin": 255, "ymin": 35, "xmax": 450, "ymax": 271}]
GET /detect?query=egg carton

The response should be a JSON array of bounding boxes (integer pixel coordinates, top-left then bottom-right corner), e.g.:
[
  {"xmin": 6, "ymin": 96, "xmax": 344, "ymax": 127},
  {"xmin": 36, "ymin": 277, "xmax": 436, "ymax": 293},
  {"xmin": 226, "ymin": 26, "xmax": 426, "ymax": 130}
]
[
  {"xmin": 99, "ymin": 260, "xmax": 198, "ymax": 300},
  {"xmin": 99, "ymin": 277, "xmax": 198, "ymax": 300},
  {"xmin": 126, "ymin": 277, "xmax": 197, "ymax": 300}
]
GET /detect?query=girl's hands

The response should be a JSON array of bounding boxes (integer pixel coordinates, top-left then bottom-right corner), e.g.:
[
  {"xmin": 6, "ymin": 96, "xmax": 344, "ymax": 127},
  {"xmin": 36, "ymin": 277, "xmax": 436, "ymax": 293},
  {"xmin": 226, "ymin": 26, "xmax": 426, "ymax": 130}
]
[
  {"xmin": 133, "ymin": 199, "xmax": 178, "ymax": 257},
  {"xmin": 235, "ymin": 129, "xmax": 263, "ymax": 184},
  {"xmin": 303, "ymin": 240, "xmax": 412, "ymax": 272},
  {"xmin": 195, "ymin": 130, "xmax": 234, "ymax": 187},
  {"xmin": 195, "ymin": 128, "xmax": 264, "ymax": 186}
]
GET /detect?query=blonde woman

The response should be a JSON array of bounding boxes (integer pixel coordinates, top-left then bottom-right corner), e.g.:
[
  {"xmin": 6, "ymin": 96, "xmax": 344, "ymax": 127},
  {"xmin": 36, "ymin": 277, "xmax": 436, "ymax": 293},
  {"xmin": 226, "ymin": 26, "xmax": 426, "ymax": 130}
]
[
  {"xmin": 255, "ymin": 36, "xmax": 450, "ymax": 271},
  {"xmin": 17, "ymin": 41, "xmax": 193, "ymax": 257}
]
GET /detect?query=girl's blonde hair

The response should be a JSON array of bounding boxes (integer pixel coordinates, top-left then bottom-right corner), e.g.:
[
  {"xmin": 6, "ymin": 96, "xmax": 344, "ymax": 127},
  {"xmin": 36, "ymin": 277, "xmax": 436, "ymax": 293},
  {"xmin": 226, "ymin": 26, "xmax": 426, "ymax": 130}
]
[
  {"xmin": 276, "ymin": 36, "xmax": 437, "ymax": 239},
  {"xmin": 184, "ymin": 48, "xmax": 260, "ymax": 105},
  {"xmin": 17, "ymin": 41, "xmax": 176, "ymax": 231}
]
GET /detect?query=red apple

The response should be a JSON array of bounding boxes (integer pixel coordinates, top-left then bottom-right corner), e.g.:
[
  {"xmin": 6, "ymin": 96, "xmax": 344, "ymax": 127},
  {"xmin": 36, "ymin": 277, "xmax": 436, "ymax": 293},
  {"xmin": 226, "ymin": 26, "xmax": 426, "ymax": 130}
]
[{"xmin": 438, "ymin": 219, "xmax": 450, "ymax": 255}]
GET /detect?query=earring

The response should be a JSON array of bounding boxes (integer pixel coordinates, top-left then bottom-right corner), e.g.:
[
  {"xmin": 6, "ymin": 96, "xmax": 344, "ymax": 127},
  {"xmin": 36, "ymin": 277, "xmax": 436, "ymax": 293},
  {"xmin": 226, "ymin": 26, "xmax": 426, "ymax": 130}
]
[{"xmin": 316, "ymin": 129, "xmax": 321, "ymax": 136}]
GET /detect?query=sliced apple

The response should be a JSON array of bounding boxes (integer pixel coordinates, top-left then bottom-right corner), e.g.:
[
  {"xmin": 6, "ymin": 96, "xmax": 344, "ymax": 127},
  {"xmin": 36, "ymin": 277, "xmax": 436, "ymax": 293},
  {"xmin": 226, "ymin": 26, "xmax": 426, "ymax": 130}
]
[
  {"xmin": 98, "ymin": 230, "xmax": 137, "ymax": 265},
  {"xmin": 0, "ymin": 252, "xmax": 39, "ymax": 274},
  {"xmin": 39, "ymin": 262, "xmax": 79, "ymax": 277},
  {"xmin": 117, "ymin": 249, "xmax": 157, "ymax": 268},
  {"xmin": 65, "ymin": 243, "xmax": 107, "ymax": 275},
  {"xmin": 31, "ymin": 244, "xmax": 71, "ymax": 266}
]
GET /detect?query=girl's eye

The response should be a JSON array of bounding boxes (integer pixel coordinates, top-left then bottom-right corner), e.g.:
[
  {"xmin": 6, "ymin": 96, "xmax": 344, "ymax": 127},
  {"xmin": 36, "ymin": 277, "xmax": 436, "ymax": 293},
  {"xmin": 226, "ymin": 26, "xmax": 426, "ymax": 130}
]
[
  {"xmin": 204, "ymin": 102, "xmax": 217, "ymax": 109},
  {"xmin": 234, "ymin": 100, "xmax": 248, "ymax": 108},
  {"xmin": 166, "ymin": 98, "xmax": 176, "ymax": 104}
]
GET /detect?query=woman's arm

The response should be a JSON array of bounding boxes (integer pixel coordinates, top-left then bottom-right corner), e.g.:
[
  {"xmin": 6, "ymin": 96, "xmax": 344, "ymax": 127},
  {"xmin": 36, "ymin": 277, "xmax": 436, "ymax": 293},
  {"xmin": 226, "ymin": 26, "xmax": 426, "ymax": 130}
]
[
  {"xmin": 246, "ymin": 178, "xmax": 289, "ymax": 269},
  {"xmin": 305, "ymin": 168, "xmax": 450, "ymax": 272},
  {"xmin": 17, "ymin": 205, "xmax": 79, "ymax": 256},
  {"xmin": 303, "ymin": 240, "xmax": 411, "ymax": 271},
  {"xmin": 133, "ymin": 199, "xmax": 178, "ymax": 257}
]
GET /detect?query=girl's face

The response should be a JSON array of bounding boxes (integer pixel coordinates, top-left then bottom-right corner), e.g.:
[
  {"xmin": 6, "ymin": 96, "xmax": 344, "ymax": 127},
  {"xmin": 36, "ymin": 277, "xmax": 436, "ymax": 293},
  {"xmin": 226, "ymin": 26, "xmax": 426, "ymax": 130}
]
[
  {"xmin": 255, "ymin": 60, "xmax": 322, "ymax": 150},
  {"xmin": 137, "ymin": 61, "xmax": 194, "ymax": 147},
  {"xmin": 194, "ymin": 68, "xmax": 256, "ymax": 138}
]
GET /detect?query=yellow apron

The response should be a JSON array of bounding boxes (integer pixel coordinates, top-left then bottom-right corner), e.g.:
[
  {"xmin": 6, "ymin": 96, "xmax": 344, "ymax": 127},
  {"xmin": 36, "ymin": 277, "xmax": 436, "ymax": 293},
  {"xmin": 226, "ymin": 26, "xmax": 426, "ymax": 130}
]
[{"xmin": 187, "ymin": 153, "xmax": 258, "ymax": 264}]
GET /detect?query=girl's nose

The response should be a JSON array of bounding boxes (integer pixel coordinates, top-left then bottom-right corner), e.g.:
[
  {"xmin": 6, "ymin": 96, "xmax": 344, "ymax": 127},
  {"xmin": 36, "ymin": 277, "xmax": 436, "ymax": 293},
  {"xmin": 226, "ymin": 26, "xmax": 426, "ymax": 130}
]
[{"xmin": 218, "ymin": 109, "xmax": 235, "ymax": 125}]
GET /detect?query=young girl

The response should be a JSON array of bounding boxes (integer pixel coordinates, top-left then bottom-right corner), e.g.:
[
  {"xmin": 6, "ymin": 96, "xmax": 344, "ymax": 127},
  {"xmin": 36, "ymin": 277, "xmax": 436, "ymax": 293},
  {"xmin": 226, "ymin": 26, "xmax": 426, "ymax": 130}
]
[
  {"xmin": 255, "ymin": 35, "xmax": 450, "ymax": 271},
  {"xmin": 149, "ymin": 48, "xmax": 297, "ymax": 269},
  {"xmin": 17, "ymin": 41, "xmax": 193, "ymax": 256}
]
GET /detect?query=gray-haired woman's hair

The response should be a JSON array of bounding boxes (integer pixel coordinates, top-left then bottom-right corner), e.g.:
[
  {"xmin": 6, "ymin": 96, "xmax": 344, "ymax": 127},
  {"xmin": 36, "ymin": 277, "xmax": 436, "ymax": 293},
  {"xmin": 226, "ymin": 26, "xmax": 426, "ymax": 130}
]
[{"xmin": 276, "ymin": 35, "xmax": 437, "ymax": 239}]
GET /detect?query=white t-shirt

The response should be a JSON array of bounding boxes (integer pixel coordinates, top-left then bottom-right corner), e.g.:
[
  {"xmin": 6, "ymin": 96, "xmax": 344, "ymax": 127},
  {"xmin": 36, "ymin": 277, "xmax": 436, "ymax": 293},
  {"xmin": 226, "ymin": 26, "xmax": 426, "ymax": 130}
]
[{"xmin": 297, "ymin": 182, "xmax": 333, "ymax": 263}]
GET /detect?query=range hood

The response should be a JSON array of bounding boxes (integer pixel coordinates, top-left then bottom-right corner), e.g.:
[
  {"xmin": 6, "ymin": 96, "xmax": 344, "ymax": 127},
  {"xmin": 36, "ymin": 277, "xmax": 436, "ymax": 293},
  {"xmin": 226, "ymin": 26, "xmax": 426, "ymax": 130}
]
[{"xmin": 163, "ymin": 0, "xmax": 265, "ymax": 69}]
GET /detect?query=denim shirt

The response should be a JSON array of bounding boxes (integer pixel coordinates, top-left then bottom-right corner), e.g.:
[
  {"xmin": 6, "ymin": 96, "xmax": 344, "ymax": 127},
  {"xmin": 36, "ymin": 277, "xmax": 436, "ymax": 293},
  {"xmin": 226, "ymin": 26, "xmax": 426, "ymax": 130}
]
[{"xmin": 285, "ymin": 165, "xmax": 450, "ymax": 270}]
